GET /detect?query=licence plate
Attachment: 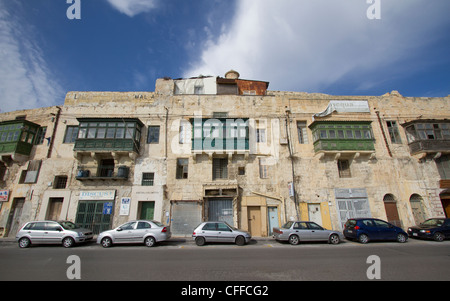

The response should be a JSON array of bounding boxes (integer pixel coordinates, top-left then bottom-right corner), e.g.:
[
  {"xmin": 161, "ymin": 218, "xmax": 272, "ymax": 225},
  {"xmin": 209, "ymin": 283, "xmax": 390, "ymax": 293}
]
[
  {"xmin": 347, "ymin": 230, "xmax": 353, "ymax": 233},
  {"xmin": 413, "ymin": 233, "xmax": 418, "ymax": 236}
]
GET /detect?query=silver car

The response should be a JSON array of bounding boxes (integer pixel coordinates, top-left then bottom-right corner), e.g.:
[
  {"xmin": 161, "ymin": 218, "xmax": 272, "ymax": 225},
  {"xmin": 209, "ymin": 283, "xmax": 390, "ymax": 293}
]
[
  {"xmin": 97, "ymin": 220, "xmax": 171, "ymax": 248},
  {"xmin": 16, "ymin": 220, "xmax": 93, "ymax": 248},
  {"xmin": 273, "ymin": 221, "xmax": 344, "ymax": 245},
  {"xmin": 192, "ymin": 221, "xmax": 251, "ymax": 246}
]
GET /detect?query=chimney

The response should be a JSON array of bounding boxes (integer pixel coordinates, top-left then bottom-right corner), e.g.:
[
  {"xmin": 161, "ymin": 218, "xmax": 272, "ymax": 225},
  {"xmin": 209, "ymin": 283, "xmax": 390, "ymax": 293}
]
[{"xmin": 225, "ymin": 70, "xmax": 240, "ymax": 79}]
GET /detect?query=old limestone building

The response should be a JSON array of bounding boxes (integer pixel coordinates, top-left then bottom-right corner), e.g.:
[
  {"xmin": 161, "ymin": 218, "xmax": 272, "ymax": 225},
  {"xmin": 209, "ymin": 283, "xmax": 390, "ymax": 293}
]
[{"xmin": 0, "ymin": 71, "xmax": 449, "ymax": 237}]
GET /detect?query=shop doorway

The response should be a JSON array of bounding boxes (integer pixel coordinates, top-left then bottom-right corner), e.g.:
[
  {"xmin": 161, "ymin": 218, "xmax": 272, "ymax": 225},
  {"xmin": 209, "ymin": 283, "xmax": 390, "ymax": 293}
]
[
  {"xmin": 5, "ymin": 198, "xmax": 25, "ymax": 237},
  {"xmin": 75, "ymin": 201, "xmax": 113, "ymax": 234}
]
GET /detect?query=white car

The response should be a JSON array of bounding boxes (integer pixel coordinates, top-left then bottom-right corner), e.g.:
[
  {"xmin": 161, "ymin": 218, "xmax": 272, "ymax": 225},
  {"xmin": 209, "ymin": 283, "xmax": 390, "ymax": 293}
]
[
  {"xmin": 192, "ymin": 221, "xmax": 251, "ymax": 246},
  {"xmin": 97, "ymin": 220, "xmax": 171, "ymax": 247},
  {"xmin": 273, "ymin": 221, "xmax": 344, "ymax": 245},
  {"xmin": 16, "ymin": 220, "xmax": 93, "ymax": 248}
]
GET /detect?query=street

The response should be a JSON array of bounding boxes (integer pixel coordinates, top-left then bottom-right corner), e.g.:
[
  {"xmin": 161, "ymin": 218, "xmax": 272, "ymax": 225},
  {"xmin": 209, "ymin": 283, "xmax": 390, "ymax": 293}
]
[{"xmin": 0, "ymin": 238, "xmax": 449, "ymax": 283}]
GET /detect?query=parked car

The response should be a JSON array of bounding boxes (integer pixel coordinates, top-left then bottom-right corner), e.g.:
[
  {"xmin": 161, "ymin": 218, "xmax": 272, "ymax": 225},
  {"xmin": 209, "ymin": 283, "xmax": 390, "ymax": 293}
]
[
  {"xmin": 344, "ymin": 218, "xmax": 408, "ymax": 244},
  {"xmin": 408, "ymin": 218, "xmax": 450, "ymax": 241},
  {"xmin": 16, "ymin": 220, "xmax": 93, "ymax": 248},
  {"xmin": 192, "ymin": 221, "xmax": 251, "ymax": 246},
  {"xmin": 97, "ymin": 220, "xmax": 171, "ymax": 248},
  {"xmin": 273, "ymin": 221, "xmax": 344, "ymax": 245}
]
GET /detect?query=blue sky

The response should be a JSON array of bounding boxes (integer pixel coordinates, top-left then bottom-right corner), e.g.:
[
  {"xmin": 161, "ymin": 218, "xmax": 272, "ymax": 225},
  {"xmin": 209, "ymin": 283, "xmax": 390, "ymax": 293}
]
[{"xmin": 0, "ymin": 0, "xmax": 449, "ymax": 113}]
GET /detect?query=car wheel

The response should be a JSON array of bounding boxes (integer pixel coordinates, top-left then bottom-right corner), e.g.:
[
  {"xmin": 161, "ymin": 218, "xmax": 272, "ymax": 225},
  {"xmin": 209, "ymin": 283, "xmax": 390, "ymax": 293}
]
[
  {"xmin": 396, "ymin": 233, "xmax": 407, "ymax": 243},
  {"xmin": 18, "ymin": 237, "xmax": 31, "ymax": 248},
  {"xmin": 195, "ymin": 236, "xmax": 205, "ymax": 246},
  {"xmin": 433, "ymin": 232, "xmax": 444, "ymax": 242},
  {"xmin": 235, "ymin": 236, "xmax": 245, "ymax": 246},
  {"xmin": 144, "ymin": 236, "xmax": 156, "ymax": 247},
  {"xmin": 289, "ymin": 235, "xmax": 300, "ymax": 245},
  {"xmin": 329, "ymin": 234, "xmax": 340, "ymax": 245},
  {"xmin": 358, "ymin": 234, "xmax": 369, "ymax": 244},
  {"xmin": 62, "ymin": 237, "xmax": 75, "ymax": 248},
  {"xmin": 101, "ymin": 237, "xmax": 113, "ymax": 248}
]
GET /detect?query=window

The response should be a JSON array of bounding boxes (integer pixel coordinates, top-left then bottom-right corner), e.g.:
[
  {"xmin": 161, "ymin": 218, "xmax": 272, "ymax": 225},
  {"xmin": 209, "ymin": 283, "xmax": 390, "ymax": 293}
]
[
  {"xmin": 147, "ymin": 126, "xmax": 160, "ymax": 144},
  {"xmin": 142, "ymin": 173, "xmax": 155, "ymax": 186},
  {"xmin": 436, "ymin": 155, "xmax": 450, "ymax": 179},
  {"xmin": 19, "ymin": 160, "xmax": 42, "ymax": 184},
  {"xmin": 212, "ymin": 158, "xmax": 228, "ymax": 180},
  {"xmin": 63, "ymin": 126, "xmax": 78, "ymax": 143},
  {"xmin": 176, "ymin": 159, "xmax": 189, "ymax": 179},
  {"xmin": 405, "ymin": 122, "xmax": 450, "ymax": 143},
  {"xmin": 77, "ymin": 120, "xmax": 141, "ymax": 143},
  {"xmin": 259, "ymin": 158, "xmax": 268, "ymax": 179},
  {"xmin": 297, "ymin": 121, "xmax": 308, "ymax": 144},
  {"xmin": 338, "ymin": 160, "xmax": 351, "ymax": 178},
  {"xmin": 256, "ymin": 129, "xmax": 266, "ymax": 143},
  {"xmin": 238, "ymin": 166, "xmax": 245, "ymax": 175},
  {"xmin": 35, "ymin": 127, "xmax": 47, "ymax": 145},
  {"xmin": 386, "ymin": 121, "xmax": 402, "ymax": 144},
  {"xmin": 137, "ymin": 221, "xmax": 151, "ymax": 229},
  {"xmin": 53, "ymin": 176, "xmax": 68, "ymax": 189},
  {"xmin": 98, "ymin": 159, "xmax": 114, "ymax": 177}
]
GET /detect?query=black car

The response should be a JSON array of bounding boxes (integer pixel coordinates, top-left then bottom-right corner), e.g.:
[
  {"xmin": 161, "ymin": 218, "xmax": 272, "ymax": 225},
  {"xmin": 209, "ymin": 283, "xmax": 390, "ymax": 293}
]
[{"xmin": 407, "ymin": 218, "xmax": 450, "ymax": 242}]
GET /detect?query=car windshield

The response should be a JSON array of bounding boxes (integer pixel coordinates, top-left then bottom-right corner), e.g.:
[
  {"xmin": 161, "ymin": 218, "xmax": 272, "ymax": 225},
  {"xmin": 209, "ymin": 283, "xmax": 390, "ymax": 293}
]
[
  {"xmin": 421, "ymin": 219, "xmax": 444, "ymax": 227},
  {"xmin": 59, "ymin": 221, "xmax": 78, "ymax": 230},
  {"xmin": 282, "ymin": 221, "xmax": 294, "ymax": 229}
]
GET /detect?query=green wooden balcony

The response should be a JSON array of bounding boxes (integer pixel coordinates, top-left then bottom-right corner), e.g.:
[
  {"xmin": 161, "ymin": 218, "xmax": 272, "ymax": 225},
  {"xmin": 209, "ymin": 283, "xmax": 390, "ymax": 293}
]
[
  {"xmin": 74, "ymin": 118, "xmax": 143, "ymax": 154},
  {"xmin": 0, "ymin": 120, "xmax": 40, "ymax": 160},
  {"xmin": 309, "ymin": 121, "xmax": 375, "ymax": 153}
]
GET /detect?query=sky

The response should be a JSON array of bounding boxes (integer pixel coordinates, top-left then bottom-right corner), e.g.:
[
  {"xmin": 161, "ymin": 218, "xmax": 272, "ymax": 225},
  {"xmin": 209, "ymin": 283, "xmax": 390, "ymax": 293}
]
[{"xmin": 0, "ymin": 0, "xmax": 449, "ymax": 113}]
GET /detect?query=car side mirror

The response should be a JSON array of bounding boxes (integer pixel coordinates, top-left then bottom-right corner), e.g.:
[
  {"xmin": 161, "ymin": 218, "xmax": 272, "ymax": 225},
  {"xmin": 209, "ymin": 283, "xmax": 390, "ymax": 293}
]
[{"xmin": 116, "ymin": 227, "xmax": 122, "ymax": 232}]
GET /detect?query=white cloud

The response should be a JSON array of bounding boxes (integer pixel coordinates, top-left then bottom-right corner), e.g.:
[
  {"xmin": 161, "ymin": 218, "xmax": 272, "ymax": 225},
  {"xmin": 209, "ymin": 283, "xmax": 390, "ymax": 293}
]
[
  {"xmin": 106, "ymin": 0, "xmax": 158, "ymax": 17},
  {"xmin": 184, "ymin": 0, "xmax": 450, "ymax": 94},
  {"xmin": 0, "ymin": 3, "xmax": 64, "ymax": 113}
]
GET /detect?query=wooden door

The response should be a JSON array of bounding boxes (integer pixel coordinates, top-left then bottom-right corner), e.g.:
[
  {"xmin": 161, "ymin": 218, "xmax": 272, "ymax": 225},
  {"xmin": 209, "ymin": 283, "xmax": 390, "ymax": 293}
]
[{"xmin": 248, "ymin": 206, "xmax": 261, "ymax": 237}]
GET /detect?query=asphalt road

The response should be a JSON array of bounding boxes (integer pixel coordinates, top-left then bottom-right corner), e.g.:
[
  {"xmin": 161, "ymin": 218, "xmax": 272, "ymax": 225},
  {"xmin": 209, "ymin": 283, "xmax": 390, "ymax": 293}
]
[{"xmin": 0, "ymin": 238, "xmax": 449, "ymax": 282}]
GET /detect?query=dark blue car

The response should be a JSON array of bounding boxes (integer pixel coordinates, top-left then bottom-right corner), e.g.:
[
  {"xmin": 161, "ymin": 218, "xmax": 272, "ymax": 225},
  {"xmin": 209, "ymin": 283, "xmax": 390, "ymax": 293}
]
[
  {"xmin": 407, "ymin": 218, "xmax": 450, "ymax": 241},
  {"xmin": 343, "ymin": 218, "xmax": 408, "ymax": 244}
]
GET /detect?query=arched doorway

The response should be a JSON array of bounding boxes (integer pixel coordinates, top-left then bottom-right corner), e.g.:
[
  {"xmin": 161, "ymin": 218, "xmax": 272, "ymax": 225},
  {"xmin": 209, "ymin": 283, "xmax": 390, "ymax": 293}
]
[
  {"xmin": 383, "ymin": 194, "xmax": 401, "ymax": 227},
  {"xmin": 410, "ymin": 194, "xmax": 426, "ymax": 225}
]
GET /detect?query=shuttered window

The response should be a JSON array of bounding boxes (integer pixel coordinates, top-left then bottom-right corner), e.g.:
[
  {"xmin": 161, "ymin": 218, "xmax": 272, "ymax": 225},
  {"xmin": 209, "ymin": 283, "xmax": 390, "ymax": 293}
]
[{"xmin": 213, "ymin": 158, "xmax": 228, "ymax": 180}]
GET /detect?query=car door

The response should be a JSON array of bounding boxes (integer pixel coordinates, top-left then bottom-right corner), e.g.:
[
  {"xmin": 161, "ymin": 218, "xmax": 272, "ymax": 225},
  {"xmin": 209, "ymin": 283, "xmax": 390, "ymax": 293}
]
[
  {"xmin": 43, "ymin": 222, "xmax": 65, "ymax": 244},
  {"xmin": 24, "ymin": 222, "xmax": 46, "ymax": 243},
  {"xmin": 307, "ymin": 222, "xmax": 329, "ymax": 241},
  {"xmin": 360, "ymin": 219, "xmax": 379, "ymax": 240},
  {"xmin": 114, "ymin": 221, "xmax": 137, "ymax": 243},
  {"xmin": 442, "ymin": 219, "xmax": 450, "ymax": 237},
  {"xmin": 216, "ymin": 222, "xmax": 234, "ymax": 243},
  {"xmin": 373, "ymin": 219, "xmax": 397, "ymax": 240},
  {"xmin": 293, "ymin": 222, "xmax": 310, "ymax": 241},
  {"xmin": 136, "ymin": 221, "xmax": 152, "ymax": 242},
  {"xmin": 200, "ymin": 223, "xmax": 219, "ymax": 242}
]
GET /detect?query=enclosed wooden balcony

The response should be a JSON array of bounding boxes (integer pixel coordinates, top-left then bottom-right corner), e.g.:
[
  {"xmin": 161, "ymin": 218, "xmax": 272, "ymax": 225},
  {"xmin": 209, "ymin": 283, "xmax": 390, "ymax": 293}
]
[{"xmin": 0, "ymin": 120, "xmax": 40, "ymax": 163}]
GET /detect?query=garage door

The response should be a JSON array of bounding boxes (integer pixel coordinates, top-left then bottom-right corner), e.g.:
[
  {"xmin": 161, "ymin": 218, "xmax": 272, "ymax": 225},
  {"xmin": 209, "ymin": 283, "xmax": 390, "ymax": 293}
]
[{"xmin": 171, "ymin": 201, "xmax": 202, "ymax": 236}]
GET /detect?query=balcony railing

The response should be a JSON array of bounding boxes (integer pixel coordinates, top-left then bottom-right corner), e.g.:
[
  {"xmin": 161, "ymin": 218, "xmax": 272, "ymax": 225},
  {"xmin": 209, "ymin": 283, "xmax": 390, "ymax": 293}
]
[
  {"xmin": 408, "ymin": 139, "xmax": 450, "ymax": 155},
  {"xmin": 313, "ymin": 139, "xmax": 375, "ymax": 153},
  {"xmin": 74, "ymin": 139, "xmax": 140, "ymax": 153},
  {"xmin": 76, "ymin": 165, "xmax": 129, "ymax": 181}
]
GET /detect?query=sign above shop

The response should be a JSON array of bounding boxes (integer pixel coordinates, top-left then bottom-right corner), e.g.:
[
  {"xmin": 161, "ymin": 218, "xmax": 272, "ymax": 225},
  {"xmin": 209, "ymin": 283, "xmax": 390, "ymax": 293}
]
[{"xmin": 79, "ymin": 190, "xmax": 116, "ymax": 201}]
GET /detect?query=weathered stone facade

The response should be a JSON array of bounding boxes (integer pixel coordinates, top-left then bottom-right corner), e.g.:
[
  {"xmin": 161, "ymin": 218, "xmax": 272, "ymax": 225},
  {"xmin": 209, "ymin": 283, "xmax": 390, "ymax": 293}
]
[{"xmin": 0, "ymin": 73, "xmax": 449, "ymax": 238}]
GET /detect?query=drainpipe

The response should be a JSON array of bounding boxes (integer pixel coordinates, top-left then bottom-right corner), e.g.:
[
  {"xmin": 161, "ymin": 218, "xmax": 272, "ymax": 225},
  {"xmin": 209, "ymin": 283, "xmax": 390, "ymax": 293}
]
[
  {"xmin": 376, "ymin": 111, "xmax": 393, "ymax": 157},
  {"xmin": 47, "ymin": 106, "xmax": 61, "ymax": 159},
  {"xmin": 285, "ymin": 110, "xmax": 300, "ymax": 220}
]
